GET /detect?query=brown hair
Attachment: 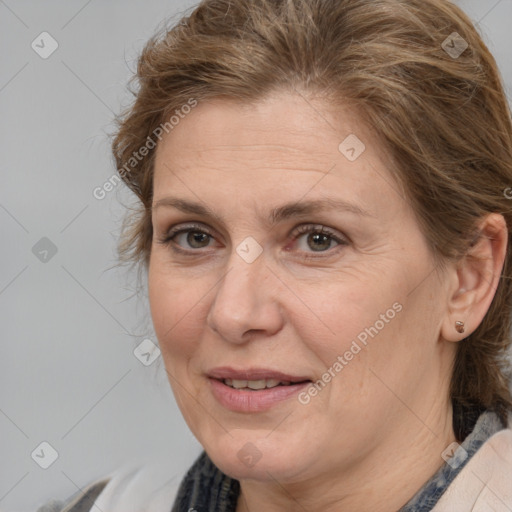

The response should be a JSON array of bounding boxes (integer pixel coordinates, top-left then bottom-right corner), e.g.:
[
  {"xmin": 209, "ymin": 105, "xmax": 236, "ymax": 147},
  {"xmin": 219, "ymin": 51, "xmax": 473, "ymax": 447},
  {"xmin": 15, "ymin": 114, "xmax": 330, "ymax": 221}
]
[{"xmin": 112, "ymin": 0, "xmax": 512, "ymax": 438}]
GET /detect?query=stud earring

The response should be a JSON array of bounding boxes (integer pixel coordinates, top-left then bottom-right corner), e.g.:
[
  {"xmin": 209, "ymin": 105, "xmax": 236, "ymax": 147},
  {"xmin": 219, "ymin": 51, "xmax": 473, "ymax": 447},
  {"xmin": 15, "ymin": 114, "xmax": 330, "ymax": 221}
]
[{"xmin": 455, "ymin": 321, "xmax": 465, "ymax": 334}]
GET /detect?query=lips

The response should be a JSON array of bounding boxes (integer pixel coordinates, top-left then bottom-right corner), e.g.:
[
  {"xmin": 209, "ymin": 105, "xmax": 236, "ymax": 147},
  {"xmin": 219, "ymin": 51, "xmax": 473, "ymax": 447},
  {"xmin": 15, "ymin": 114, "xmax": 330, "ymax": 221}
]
[{"xmin": 206, "ymin": 367, "xmax": 312, "ymax": 411}]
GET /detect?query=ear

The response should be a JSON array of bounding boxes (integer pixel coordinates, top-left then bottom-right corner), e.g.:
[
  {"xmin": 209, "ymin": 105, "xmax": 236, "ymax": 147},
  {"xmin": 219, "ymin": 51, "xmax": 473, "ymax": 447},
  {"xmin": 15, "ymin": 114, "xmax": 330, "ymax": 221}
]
[{"xmin": 440, "ymin": 213, "xmax": 508, "ymax": 342}]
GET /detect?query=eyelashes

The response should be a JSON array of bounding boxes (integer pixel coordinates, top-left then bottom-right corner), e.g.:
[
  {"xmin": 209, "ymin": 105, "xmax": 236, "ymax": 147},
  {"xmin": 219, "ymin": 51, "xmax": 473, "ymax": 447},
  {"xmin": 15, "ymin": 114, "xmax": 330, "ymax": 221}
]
[{"xmin": 156, "ymin": 222, "xmax": 349, "ymax": 260}]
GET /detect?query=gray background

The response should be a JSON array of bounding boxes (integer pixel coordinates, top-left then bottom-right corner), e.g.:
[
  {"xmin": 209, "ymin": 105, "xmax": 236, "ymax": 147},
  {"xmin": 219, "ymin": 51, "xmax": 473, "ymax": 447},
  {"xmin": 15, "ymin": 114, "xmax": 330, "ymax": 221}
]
[{"xmin": 1, "ymin": 1, "xmax": 511, "ymax": 510}]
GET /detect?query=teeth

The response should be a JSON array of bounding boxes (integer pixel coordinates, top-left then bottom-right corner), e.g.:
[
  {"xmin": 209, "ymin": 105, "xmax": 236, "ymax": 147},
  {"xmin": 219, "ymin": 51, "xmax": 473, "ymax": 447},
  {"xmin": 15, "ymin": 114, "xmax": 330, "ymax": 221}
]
[
  {"xmin": 223, "ymin": 378, "xmax": 288, "ymax": 390},
  {"xmin": 246, "ymin": 380, "xmax": 267, "ymax": 390}
]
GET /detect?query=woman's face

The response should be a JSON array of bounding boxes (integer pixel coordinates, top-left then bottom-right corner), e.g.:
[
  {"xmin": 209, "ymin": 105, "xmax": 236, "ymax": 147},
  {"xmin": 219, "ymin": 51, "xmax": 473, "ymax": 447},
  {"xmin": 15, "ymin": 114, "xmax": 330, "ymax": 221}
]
[{"xmin": 148, "ymin": 92, "xmax": 455, "ymax": 484}]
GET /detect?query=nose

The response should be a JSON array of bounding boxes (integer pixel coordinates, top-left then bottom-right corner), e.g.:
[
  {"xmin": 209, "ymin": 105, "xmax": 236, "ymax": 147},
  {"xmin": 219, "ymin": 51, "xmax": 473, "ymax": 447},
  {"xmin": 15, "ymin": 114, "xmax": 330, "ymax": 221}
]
[{"xmin": 206, "ymin": 249, "xmax": 284, "ymax": 344}]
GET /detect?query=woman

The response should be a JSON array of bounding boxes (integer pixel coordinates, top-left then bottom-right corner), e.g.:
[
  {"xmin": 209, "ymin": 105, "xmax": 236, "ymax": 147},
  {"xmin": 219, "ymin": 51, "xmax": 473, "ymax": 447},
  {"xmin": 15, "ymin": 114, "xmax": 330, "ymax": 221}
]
[{"xmin": 37, "ymin": 0, "xmax": 512, "ymax": 510}]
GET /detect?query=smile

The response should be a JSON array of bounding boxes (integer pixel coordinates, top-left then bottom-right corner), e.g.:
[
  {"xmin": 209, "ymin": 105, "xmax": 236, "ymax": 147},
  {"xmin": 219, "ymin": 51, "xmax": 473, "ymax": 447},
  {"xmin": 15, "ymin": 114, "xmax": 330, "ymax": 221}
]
[{"xmin": 209, "ymin": 377, "xmax": 311, "ymax": 412}]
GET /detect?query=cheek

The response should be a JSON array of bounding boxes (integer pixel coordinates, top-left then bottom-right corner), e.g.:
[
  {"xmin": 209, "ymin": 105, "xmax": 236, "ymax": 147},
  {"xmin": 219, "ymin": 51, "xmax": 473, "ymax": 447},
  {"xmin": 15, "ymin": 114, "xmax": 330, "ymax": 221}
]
[
  {"xmin": 289, "ymin": 276, "xmax": 411, "ymax": 403},
  {"xmin": 291, "ymin": 278, "xmax": 400, "ymax": 355},
  {"xmin": 148, "ymin": 266, "xmax": 208, "ymax": 361}
]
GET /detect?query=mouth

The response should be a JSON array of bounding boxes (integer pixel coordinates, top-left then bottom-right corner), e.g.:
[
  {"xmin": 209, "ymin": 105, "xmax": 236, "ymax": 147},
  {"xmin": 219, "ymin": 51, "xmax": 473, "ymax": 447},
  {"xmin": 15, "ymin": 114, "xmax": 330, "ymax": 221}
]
[
  {"xmin": 207, "ymin": 367, "xmax": 312, "ymax": 387},
  {"xmin": 207, "ymin": 367, "xmax": 313, "ymax": 412},
  {"xmin": 220, "ymin": 378, "xmax": 311, "ymax": 390}
]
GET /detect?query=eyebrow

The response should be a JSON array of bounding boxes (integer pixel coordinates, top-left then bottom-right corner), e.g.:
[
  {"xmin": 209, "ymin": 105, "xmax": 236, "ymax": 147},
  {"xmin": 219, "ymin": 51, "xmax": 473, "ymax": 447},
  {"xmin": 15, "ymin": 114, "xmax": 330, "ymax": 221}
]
[{"xmin": 151, "ymin": 196, "xmax": 373, "ymax": 226}]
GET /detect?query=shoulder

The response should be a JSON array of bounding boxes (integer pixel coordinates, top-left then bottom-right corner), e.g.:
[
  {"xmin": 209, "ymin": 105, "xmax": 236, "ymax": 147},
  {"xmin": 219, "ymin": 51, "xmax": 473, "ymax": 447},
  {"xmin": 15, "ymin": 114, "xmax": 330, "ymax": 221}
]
[
  {"xmin": 36, "ymin": 459, "xmax": 187, "ymax": 512},
  {"xmin": 432, "ymin": 416, "xmax": 512, "ymax": 511}
]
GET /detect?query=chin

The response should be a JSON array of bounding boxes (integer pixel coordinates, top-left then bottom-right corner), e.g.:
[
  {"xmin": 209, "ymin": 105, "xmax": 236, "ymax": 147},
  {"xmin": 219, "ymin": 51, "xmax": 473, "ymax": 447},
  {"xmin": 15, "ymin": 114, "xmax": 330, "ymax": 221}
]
[{"xmin": 201, "ymin": 430, "xmax": 317, "ymax": 483}]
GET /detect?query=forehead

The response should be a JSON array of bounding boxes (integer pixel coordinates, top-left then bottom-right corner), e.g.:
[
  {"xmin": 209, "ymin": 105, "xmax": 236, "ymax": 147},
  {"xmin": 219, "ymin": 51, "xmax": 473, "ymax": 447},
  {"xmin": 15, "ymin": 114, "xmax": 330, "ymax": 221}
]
[
  {"xmin": 155, "ymin": 92, "xmax": 376, "ymax": 168},
  {"xmin": 152, "ymin": 92, "xmax": 402, "ymax": 213}
]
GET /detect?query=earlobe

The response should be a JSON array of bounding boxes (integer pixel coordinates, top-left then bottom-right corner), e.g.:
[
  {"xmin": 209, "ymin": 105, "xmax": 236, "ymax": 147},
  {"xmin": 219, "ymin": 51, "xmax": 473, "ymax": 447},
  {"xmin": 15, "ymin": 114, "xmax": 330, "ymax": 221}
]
[{"xmin": 440, "ymin": 213, "xmax": 508, "ymax": 343}]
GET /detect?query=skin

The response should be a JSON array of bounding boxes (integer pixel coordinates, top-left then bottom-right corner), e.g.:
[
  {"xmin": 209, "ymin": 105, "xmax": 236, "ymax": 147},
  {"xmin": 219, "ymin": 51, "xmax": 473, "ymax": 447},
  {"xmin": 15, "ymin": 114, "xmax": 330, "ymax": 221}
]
[{"xmin": 148, "ymin": 91, "xmax": 507, "ymax": 512}]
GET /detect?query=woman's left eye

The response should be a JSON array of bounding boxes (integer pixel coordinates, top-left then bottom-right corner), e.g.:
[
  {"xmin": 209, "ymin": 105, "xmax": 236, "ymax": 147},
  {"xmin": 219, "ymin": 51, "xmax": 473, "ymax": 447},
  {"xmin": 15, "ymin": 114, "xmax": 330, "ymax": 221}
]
[
  {"xmin": 157, "ymin": 223, "xmax": 348, "ymax": 257},
  {"xmin": 290, "ymin": 224, "xmax": 348, "ymax": 257}
]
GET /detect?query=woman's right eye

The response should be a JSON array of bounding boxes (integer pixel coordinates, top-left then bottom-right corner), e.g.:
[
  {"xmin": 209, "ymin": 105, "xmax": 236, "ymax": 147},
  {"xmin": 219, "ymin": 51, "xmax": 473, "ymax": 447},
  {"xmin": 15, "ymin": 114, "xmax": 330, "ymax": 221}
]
[
  {"xmin": 170, "ymin": 229, "xmax": 214, "ymax": 249},
  {"xmin": 156, "ymin": 224, "xmax": 217, "ymax": 254}
]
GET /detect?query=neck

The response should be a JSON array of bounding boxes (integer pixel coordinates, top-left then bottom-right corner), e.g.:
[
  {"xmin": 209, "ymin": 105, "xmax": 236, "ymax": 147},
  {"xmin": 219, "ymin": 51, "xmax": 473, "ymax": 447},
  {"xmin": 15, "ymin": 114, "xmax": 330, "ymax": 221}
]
[{"xmin": 236, "ymin": 403, "xmax": 456, "ymax": 512}]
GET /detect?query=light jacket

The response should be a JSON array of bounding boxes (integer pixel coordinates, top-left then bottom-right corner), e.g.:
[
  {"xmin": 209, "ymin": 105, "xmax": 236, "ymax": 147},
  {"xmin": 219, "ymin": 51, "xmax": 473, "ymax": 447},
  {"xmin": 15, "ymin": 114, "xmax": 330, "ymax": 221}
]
[{"xmin": 432, "ymin": 425, "xmax": 512, "ymax": 511}]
